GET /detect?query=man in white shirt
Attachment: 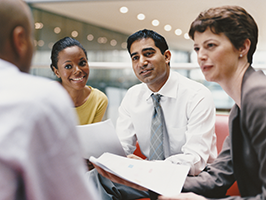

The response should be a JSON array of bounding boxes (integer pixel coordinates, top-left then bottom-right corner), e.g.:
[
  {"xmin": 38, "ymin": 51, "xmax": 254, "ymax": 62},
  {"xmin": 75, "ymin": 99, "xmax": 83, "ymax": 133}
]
[
  {"xmin": 118, "ymin": 29, "xmax": 216, "ymax": 175},
  {"xmin": 0, "ymin": 1, "xmax": 98, "ymax": 199},
  {"xmin": 90, "ymin": 29, "xmax": 217, "ymax": 199}
]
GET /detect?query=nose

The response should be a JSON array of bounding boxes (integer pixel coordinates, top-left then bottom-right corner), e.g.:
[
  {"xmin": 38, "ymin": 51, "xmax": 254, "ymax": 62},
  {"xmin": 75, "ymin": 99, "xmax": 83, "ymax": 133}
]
[
  {"xmin": 139, "ymin": 55, "xmax": 148, "ymax": 68},
  {"xmin": 73, "ymin": 65, "xmax": 82, "ymax": 74},
  {"xmin": 197, "ymin": 48, "xmax": 207, "ymax": 62}
]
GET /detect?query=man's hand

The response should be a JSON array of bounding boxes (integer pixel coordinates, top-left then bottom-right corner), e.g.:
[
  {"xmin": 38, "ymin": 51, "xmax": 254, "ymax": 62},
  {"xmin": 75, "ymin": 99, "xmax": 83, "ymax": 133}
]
[
  {"xmin": 158, "ymin": 192, "xmax": 206, "ymax": 200},
  {"xmin": 93, "ymin": 164, "xmax": 148, "ymax": 191},
  {"xmin": 127, "ymin": 154, "xmax": 144, "ymax": 160}
]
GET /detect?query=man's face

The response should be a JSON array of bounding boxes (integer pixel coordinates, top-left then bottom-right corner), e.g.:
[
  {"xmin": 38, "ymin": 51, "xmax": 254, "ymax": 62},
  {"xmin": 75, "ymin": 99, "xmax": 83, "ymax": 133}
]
[{"xmin": 129, "ymin": 38, "xmax": 171, "ymax": 92}]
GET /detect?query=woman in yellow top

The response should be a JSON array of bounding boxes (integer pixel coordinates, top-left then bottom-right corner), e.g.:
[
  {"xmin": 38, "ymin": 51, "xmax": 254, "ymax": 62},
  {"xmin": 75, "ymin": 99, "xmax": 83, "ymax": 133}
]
[{"xmin": 50, "ymin": 37, "xmax": 108, "ymax": 125}]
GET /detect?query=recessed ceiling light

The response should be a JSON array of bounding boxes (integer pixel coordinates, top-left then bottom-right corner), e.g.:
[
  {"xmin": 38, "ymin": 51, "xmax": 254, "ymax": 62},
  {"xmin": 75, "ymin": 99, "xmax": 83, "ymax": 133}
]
[
  {"xmin": 35, "ymin": 22, "xmax": 43, "ymax": 30},
  {"xmin": 48, "ymin": 42, "xmax": 54, "ymax": 49},
  {"xmin": 152, "ymin": 19, "xmax": 159, "ymax": 26},
  {"xmin": 164, "ymin": 24, "xmax": 172, "ymax": 31},
  {"xmin": 87, "ymin": 34, "xmax": 94, "ymax": 41},
  {"xmin": 184, "ymin": 33, "xmax": 190, "ymax": 39},
  {"xmin": 71, "ymin": 31, "xmax": 78, "ymax": 38},
  {"xmin": 54, "ymin": 27, "xmax": 61, "ymax": 34},
  {"xmin": 121, "ymin": 42, "xmax": 127, "ymax": 49},
  {"xmin": 110, "ymin": 39, "xmax": 117, "ymax": 46},
  {"xmin": 98, "ymin": 37, "xmax": 107, "ymax": 44},
  {"xmin": 120, "ymin": 6, "xmax": 128, "ymax": 13},
  {"xmin": 37, "ymin": 40, "xmax": 44, "ymax": 47},
  {"xmin": 175, "ymin": 29, "xmax": 182, "ymax": 36},
  {"xmin": 137, "ymin": 13, "xmax": 145, "ymax": 20}
]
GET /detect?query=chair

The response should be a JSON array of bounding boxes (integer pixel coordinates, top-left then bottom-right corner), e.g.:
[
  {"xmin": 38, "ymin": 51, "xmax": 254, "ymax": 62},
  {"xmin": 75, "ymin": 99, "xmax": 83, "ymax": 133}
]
[{"xmin": 133, "ymin": 114, "xmax": 240, "ymax": 199}]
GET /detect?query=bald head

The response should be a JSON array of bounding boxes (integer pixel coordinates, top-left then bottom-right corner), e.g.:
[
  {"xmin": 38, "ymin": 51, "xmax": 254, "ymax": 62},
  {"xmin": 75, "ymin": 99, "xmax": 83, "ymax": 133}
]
[{"xmin": 0, "ymin": 0, "xmax": 34, "ymax": 72}]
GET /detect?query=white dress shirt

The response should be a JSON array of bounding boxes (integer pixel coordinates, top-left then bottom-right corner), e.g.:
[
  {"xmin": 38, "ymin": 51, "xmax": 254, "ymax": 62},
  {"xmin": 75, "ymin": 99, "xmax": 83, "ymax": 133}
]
[
  {"xmin": 117, "ymin": 70, "xmax": 217, "ymax": 175},
  {"xmin": 0, "ymin": 59, "xmax": 99, "ymax": 200}
]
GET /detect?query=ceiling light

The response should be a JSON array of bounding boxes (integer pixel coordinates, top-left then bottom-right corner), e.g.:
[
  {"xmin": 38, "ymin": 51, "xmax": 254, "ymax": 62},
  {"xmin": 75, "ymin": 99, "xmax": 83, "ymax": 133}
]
[
  {"xmin": 48, "ymin": 42, "xmax": 54, "ymax": 49},
  {"xmin": 35, "ymin": 22, "xmax": 43, "ymax": 30},
  {"xmin": 184, "ymin": 33, "xmax": 190, "ymax": 39},
  {"xmin": 121, "ymin": 42, "xmax": 127, "ymax": 49},
  {"xmin": 71, "ymin": 31, "xmax": 78, "ymax": 38},
  {"xmin": 110, "ymin": 39, "xmax": 117, "ymax": 46},
  {"xmin": 152, "ymin": 19, "xmax": 159, "ymax": 26},
  {"xmin": 54, "ymin": 27, "xmax": 61, "ymax": 34},
  {"xmin": 97, "ymin": 37, "xmax": 107, "ymax": 44},
  {"xmin": 87, "ymin": 34, "xmax": 94, "ymax": 41},
  {"xmin": 175, "ymin": 29, "xmax": 182, "ymax": 36},
  {"xmin": 120, "ymin": 6, "xmax": 128, "ymax": 13},
  {"xmin": 164, "ymin": 24, "xmax": 172, "ymax": 31},
  {"xmin": 37, "ymin": 40, "xmax": 44, "ymax": 47},
  {"xmin": 137, "ymin": 13, "xmax": 145, "ymax": 20}
]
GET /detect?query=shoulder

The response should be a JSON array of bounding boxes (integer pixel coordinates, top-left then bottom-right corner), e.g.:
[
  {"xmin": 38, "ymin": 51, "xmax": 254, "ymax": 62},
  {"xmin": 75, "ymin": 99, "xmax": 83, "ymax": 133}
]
[
  {"xmin": 119, "ymin": 82, "xmax": 147, "ymax": 108},
  {"xmin": 242, "ymin": 69, "xmax": 266, "ymax": 111},
  {"xmin": 3, "ymin": 72, "xmax": 77, "ymax": 138},
  {"xmin": 241, "ymin": 68, "xmax": 266, "ymax": 139},
  {"xmin": 17, "ymin": 73, "xmax": 74, "ymax": 116},
  {"xmin": 126, "ymin": 82, "xmax": 146, "ymax": 95},
  {"xmin": 122, "ymin": 82, "xmax": 147, "ymax": 101},
  {"xmin": 88, "ymin": 86, "xmax": 108, "ymax": 103},
  {"xmin": 172, "ymin": 71, "xmax": 212, "ymax": 97}
]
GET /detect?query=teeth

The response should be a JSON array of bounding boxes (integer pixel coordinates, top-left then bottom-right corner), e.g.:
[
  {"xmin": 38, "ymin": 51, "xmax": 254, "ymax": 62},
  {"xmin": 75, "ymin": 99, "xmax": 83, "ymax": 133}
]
[{"xmin": 72, "ymin": 77, "xmax": 83, "ymax": 81}]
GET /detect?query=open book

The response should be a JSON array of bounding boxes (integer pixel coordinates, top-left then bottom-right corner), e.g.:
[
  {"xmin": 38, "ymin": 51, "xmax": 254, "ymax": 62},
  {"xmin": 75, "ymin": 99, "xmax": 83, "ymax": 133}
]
[
  {"xmin": 90, "ymin": 152, "xmax": 190, "ymax": 197},
  {"xmin": 76, "ymin": 119, "xmax": 126, "ymax": 159}
]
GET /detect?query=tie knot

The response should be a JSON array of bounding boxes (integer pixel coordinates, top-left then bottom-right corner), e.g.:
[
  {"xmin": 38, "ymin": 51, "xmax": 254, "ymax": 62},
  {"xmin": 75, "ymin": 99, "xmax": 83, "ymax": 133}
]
[{"xmin": 151, "ymin": 93, "xmax": 161, "ymax": 106}]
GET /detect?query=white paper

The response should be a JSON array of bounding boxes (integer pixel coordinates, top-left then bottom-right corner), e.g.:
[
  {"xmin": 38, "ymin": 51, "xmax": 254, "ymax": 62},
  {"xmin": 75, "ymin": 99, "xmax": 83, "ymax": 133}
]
[
  {"xmin": 76, "ymin": 119, "xmax": 126, "ymax": 159},
  {"xmin": 90, "ymin": 152, "xmax": 190, "ymax": 197}
]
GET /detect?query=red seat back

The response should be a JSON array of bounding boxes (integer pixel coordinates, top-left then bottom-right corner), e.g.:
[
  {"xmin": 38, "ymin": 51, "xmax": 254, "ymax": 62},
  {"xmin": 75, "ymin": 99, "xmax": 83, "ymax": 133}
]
[{"xmin": 215, "ymin": 114, "xmax": 230, "ymax": 153}]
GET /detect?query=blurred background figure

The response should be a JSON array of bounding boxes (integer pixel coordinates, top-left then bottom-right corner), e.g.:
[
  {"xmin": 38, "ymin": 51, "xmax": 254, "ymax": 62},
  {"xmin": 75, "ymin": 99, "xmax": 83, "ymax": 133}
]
[{"xmin": 0, "ymin": 0, "xmax": 98, "ymax": 199}]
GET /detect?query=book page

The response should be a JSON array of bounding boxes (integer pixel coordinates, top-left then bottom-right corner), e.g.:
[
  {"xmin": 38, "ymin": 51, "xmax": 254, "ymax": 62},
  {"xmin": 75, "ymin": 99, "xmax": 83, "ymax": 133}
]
[{"xmin": 90, "ymin": 152, "xmax": 189, "ymax": 197}]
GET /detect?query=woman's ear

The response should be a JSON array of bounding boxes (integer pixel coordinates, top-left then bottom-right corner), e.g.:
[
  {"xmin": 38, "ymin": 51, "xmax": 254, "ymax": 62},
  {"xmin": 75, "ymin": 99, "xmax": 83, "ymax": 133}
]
[
  {"xmin": 52, "ymin": 66, "xmax": 61, "ymax": 78},
  {"xmin": 239, "ymin": 38, "xmax": 251, "ymax": 58},
  {"xmin": 164, "ymin": 50, "xmax": 171, "ymax": 65}
]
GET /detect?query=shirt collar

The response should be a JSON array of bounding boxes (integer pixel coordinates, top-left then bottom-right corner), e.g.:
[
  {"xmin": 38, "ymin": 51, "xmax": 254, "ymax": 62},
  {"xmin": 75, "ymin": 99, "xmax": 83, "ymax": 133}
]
[
  {"xmin": 143, "ymin": 70, "xmax": 179, "ymax": 101},
  {"xmin": 0, "ymin": 58, "xmax": 19, "ymax": 71}
]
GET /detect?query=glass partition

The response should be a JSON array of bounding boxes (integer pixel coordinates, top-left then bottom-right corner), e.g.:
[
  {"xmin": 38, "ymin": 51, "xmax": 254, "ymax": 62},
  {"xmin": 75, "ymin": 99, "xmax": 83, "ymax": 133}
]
[{"xmin": 29, "ymin": 6, "xmax": 235, "ymax": 125}]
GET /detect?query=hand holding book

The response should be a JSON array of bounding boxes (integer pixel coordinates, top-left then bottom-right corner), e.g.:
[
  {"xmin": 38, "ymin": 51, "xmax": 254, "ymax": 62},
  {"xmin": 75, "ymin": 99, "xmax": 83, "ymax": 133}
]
[{"xmin": 90, "ymin": 153, "xmax": 189, "ymax": 197}]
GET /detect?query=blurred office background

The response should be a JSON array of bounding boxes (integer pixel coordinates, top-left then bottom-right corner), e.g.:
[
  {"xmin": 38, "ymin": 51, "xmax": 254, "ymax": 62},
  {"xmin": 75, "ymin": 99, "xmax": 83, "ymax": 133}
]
[{"xmin": 25, "ymin": 0, "xmax": 266, "ymax": 125}]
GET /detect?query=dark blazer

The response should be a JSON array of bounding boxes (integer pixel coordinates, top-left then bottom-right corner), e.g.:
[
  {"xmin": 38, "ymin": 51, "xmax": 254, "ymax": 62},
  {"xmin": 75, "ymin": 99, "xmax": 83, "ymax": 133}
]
[{"xmin": 183, "ymin": 66, "xmax": 266, "ymax": 200}]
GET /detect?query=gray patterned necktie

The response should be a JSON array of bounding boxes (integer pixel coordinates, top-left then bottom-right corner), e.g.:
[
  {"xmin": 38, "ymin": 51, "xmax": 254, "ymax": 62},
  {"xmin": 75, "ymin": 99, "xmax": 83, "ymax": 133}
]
[{"xmin": 149, "ymin": 93, "xmax": 165, "ymax": 160}]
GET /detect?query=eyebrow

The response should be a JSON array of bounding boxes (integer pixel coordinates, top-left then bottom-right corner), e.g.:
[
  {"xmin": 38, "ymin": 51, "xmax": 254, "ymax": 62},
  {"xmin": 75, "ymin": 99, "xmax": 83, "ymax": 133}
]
[
  {"xmin": 63, "ymin": 60, "xmax": 71, "ymax": 64},
  {"xmin": 130, "ymin": 47, "xmax": 156, "ymax": 57},
  {"xmin": 63, "ymin": 57, "xmax": 86, "ymax": 63},
  {"xmin": 194, "ymin": 39, "xmax": 216, "ymax": 47},
  {"xmin": 79, "ymin": 57, "xmax": 86, "ymax": 61}
]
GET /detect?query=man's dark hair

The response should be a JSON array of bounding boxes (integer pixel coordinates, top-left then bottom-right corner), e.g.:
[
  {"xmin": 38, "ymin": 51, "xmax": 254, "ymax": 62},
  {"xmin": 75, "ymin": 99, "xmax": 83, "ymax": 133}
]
[{"xmin": 127, "ymin": 29, "xmax": 169, "ymax": 55}]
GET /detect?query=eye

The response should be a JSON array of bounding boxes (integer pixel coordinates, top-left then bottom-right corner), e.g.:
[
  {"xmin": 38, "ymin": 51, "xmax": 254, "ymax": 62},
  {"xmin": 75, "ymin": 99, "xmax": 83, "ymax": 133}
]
[
  {"xmin": 64, "ymin": 64, "xmax": 72, "ymax": 69},
  {"xmin": 207, "ymin": 43, "xmax": 216, "ymax": 49},
  {"xmin": 132, "ymin": 55, "xmax": 139, "ymax": 61},
  {"xmin": 194, "ymin": 47, "xmax": 200, "ymax": 52},
  {"xmin": 144, "ymin": 51, "xmax": 154, "ymax": 57},
  {"xmin": 79, "ymin": 60, "xmax": 87, "ymax": 66}
]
